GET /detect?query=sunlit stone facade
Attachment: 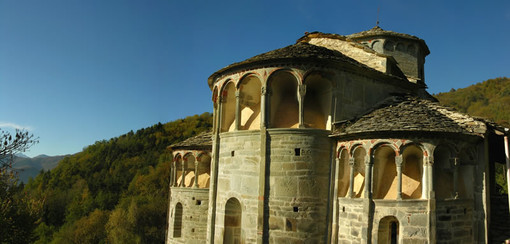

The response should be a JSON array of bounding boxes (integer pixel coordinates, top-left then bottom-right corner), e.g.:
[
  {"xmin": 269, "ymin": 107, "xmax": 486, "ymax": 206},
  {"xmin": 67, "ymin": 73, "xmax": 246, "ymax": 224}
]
[{"xmin": 166, "ymin": 27, "xmax": 508, "ymax": 244}]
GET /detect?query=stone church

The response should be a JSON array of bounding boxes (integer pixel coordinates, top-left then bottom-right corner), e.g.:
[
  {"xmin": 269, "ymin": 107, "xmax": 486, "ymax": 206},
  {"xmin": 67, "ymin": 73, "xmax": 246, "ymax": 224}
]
[{"xmin": 165, "ymin": 27, "xmax": 509, "ymax": 243}]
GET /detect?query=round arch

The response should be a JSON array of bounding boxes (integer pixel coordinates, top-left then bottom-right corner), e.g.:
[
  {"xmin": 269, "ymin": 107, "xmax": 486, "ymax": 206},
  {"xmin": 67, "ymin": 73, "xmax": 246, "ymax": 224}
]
[{"xmin": 267, "ymin": 69, "xmax": 300, "ymax": 128}]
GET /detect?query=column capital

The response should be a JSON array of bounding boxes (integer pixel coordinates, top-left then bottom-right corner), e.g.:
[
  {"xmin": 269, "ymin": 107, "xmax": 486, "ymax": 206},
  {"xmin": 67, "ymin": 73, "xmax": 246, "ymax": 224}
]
[
  {"xmin": 235, "ymin": 90, "xmax": 241, "ymax": 98},
  {"xmin": 450, "ymin": 157, "xmax": 459, "ymax": 166},
  {"xmin": 395, "ymin": 155, "xmax": 403, "ymax": 166},
  {"xmin": 261, "ymin": 86, "xmax": 271, "ymax": 96},
  {"xmin": 298, "ymin": 84, "xmax": 307, "ymax": 96},
  {"xmin": 349, "ymin": 157, "xmax": 355, "ymax": 166}
]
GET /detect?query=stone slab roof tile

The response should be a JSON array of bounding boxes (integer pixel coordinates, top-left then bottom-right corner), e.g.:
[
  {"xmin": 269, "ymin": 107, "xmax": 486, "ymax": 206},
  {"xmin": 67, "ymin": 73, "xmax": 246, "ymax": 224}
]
[
  {"xmin": 333, "ymin": 96, "xmax": 488, "ymax": 137},
  {"xmin": 208, "ymin": 42, "xmax": 387, "ymax": 88},
  {"xmin": 168, "ymin": 131, "xmax": 212, "ymax": 150}
]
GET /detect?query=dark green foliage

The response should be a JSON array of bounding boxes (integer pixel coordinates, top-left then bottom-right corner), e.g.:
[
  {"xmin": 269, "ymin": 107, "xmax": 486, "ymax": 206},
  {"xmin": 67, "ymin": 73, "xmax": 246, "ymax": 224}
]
[
  {"xmin": 435, "ymin": 77, "xmax": 510, "ymax": 127},
  {"xmin": 25, "ymin": 113, "xmax": 212, "ymax": 243}
]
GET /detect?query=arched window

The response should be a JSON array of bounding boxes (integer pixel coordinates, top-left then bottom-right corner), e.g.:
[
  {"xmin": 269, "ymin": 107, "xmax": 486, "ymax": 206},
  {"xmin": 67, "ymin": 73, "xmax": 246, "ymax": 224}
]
[
  {"xmin": 224, "ymin": 198, "xmax": 242, "ymax": 244},
  {"xmin": 183, "ymin": 154, "xmax": 195, "ymax": 187},
  {"xmin": 221, "ymin": 82, "xmax": 236, "ymax": 132},
  {"xmin": 268, "ymin": 71, "xmax": 299, "ymax": 128},
  {"xmin": 402, "ymin": 145, "xmax": 423, "ymax": 199},
  {"xmin": 175, "ymin": 155, "xmax": 183, "ymax": 187},
  {"xmin": 378, "ymin": 216, "xmax": 399, "ymax": 244},
  {"xmin": 337, "ymin": 149, "xmax": 350, "ymax": 197},
  {"xmin": 373, "ymin": 146, "xmax": 397, "ymax": 199},
  {"xmin": 352, "ymin": 147, "xmax": 366, "ymax": 198},
  {"xmin": 433, "ymin": 145, "xmax": 454, "ymax": 199},
  {"xmin": 304, "ymin": 72, "xmax": 332, "ymax": 129},
  {"xmin": 197, "ymin": 153, "xmax": 211, "ymax": 188},
  {"xmin": 239, "ymin": 76, "xmax": 261, "ymax": 130},
  {"xmin": 174, "ymin": 203, "xmax": 183, "ymax": 238}
]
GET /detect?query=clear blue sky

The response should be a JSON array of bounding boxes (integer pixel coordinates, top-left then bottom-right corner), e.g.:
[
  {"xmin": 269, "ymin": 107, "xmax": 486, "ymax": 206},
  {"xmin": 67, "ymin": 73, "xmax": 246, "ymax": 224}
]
[{"xmin": 1, "ymin": 0, "xmax": 509, "ymax": 157}]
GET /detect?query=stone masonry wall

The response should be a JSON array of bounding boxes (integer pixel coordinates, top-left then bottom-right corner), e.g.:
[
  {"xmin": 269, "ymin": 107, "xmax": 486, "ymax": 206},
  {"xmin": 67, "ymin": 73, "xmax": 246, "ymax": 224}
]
[
  {"xmin": 436, "ymin": 199, "xmax": 474, "ymax": 243},
  {"xmin": 336, "ymin": 198, "xmax": 365, "ymax": 243},
  {"xmin": 372, "ymin": 200, "xmax": 429, "ymax": 244},
  {"xmin": 267, "ymin": 129, "xmax": 332, "ymax": 243},
  {"xmin": 167, "ymin": 188, "xmax": 209, "ymax": 244},
  {"xmin": 214, "ymin": 131, "xmax": 261, "ymax": 243}
]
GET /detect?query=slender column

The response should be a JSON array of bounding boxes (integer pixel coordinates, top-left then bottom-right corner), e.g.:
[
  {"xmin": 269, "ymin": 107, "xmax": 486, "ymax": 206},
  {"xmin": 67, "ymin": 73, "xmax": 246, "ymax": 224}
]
[
  {"xmin": 173, "ymin": 161, "xmax": 178, "ymax": 187},
  {"xmin": 364, "ymin": 156, "xmax": 373, "ymax": 199},
  {"xmin": 348, "ymin": 157, "xmax": 355, "ymax": 198},
  {"xmin": 261, "ymin": 87, "xmax": 269, "ymax": 129},
  {"xmin": 451, "ymin": 157, "xmax": 459, "ymax": 199},
  {"xmin": 298, "ymin": 84, "xmax": 306, "ymax": 128},
  {"xmin": 396, "ymin": 155, "xmax": 403, "ymax": 200},
  {"xmin": 181, "ymin": 158, "xmax": 186, "ymax": 187},
  {"xmin": 235, "ymin": 90, "xmax": 241, "ymax": 131},
  {"xmin": 194, "ymin": 158, "xmax": 199, "ymax": 188}
]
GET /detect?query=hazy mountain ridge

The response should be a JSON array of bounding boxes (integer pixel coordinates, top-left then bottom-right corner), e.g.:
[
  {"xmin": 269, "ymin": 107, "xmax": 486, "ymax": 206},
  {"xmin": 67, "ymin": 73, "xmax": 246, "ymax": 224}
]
[{"xmin": 13, "ymin": 155, "xmax": 68, "ymax": 183}]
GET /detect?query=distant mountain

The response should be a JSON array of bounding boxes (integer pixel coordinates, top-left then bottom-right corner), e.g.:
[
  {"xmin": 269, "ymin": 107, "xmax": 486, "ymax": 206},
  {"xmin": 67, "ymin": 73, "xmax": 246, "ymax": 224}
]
[
  {"xmin": 13, "ymin": 154, "xmax": 68, "ymax": 183},
  {"xmin": 434, "ymin": 77, "xmax": 510, "ymax": 127}
]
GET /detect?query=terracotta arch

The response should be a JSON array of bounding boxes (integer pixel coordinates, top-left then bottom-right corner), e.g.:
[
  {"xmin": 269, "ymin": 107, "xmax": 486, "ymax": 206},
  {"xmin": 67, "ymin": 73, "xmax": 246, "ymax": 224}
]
[
  {"xmin": 351, "ymin": 145, "xmax": 367, "ymax": 198},
  {"xmin": 196, "ymin": 152, "xmax": 211, "ymax": 188},
  {"xmin": 337, "ymin": 147, "xmax": 350, "ymax": 197},
  {"xmin": 372, "ymin": 143, "xmax": 397, "ymax": 199},
  {"xmin": 183, "ymin": 153, "xmax": 196, "ymax": 187},
  {"xmin": 400, "ymin": 143, "xmax": 424, "ymax": 199}
]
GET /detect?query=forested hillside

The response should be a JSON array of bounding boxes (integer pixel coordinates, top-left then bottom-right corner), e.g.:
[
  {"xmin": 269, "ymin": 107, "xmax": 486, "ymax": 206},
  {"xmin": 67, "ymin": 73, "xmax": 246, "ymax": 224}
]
[
  {"xmin": 24, "ymin": 113, "xmax": 212, "ymax": 243},
  {"xmin": 434, "ymin": 77, "xmax": 510, "ymax": 194},
  {"xmin": 434, "ymin": 77, "xmax": 510, "ymax": 127}
]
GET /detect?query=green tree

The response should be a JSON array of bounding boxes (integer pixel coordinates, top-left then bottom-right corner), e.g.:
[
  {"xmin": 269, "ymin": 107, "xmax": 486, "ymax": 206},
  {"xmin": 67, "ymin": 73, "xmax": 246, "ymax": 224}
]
[{"xmin": 0, "ymin": 129, "xmax": 40, "ymax": 243}]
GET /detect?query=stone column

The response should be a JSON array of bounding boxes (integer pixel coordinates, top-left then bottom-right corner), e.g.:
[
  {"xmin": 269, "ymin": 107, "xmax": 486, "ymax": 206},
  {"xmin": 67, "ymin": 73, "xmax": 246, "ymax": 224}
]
[
  {"xmin": 235, "ymin": 90, "xmax": 241, "ymax": 131},
  {"xmin": 395, "ymin": 155, "xmax": 403, "ymax": 200},
  {"xmin": 451, "ymin": 157, "xmax": 459, "ymax": 199},
  {"xmin": 181, "ymin": 158, "xmax": 186, "ymax": 187},
  {"xmin": 194, "ymin": 157, "xmax": 199, "ymax": 188},
  {"xmin": 348, "ymin": 157, "xmax": 355, "ymax": 198},
  {"xmin": 364, "ymin": 156, "xmax": 373, "ymax": 199},
  {"xmin": 298, "ymin": 84, "xmax": 306, "ymax": 128},
  {"xmin": 261, "ymin": 87, "xmax": 269, "ymax": 129},
  {"xmin": 173, "ymin": 160, "xmax": 178, "ymax": 187}
]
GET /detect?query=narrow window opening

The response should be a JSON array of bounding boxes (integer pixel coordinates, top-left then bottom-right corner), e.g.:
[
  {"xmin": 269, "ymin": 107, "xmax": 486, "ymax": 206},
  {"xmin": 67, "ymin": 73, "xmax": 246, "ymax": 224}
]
[
  {"xmin": 294, "ymin": 148, "xmax": 301, "ymax": 156},
  {"xmin": 293, "ymin": 206, "xmax": 299, "ymax": 212},
  {"xmin": 196, "ymin": 200, "xmax": 202, "ymax": 205},
  {"xmin": 342, "ymin": 206, "xmax": 345, "ymax": 212},
  {"xmin": 231, "ymin": 151, "xmax": 235, "ymax": 157},
  {"xmin": 390, "ymin": 221, "xmax": 398, "ymax": 244},
  {"xmin": 173, "ymin": 203, "xmax": 183, "ymax": 238}
]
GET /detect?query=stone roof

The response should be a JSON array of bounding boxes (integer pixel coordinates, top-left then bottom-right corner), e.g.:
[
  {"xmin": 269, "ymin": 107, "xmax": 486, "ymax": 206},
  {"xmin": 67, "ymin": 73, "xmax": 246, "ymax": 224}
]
[
  {"xmin": 168, "ymin": 131, "xmax": 212, "ymax": 150},
  {"xmin": 333, "ymin": 96, "xmax": 488, "ymax": 138},
  {"xmin": 208, "ymin": 42, "xmax": 387, "ymax": 88},
  {"xmin": 348, "ymin": 26, "xmax": 430, "ymax": 55}
]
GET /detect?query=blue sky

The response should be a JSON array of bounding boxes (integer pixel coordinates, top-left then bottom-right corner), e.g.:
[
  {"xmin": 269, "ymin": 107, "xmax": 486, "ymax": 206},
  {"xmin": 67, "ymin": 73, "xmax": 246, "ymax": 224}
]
[{"xmin": 1, "ymin": 0, "xmax": 509, "ymax": 157}]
